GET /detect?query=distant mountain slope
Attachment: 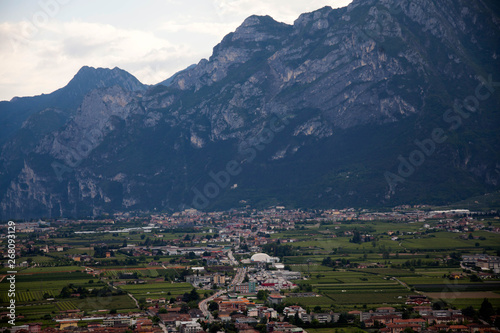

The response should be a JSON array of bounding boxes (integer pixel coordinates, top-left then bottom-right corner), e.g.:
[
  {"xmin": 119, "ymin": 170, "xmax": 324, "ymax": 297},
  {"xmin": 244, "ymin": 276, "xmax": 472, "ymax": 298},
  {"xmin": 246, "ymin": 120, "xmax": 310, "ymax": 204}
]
[
  {"xmin": 0, "ymin": 66, "xmax": 146, "ymax": 145},
  {"xmin": 0, "ymin": 0, "xmax": 499, "ymax": 219},
  {"xmin": 157, "ymin": 64, "xmax": 196, "ymax": 87}
]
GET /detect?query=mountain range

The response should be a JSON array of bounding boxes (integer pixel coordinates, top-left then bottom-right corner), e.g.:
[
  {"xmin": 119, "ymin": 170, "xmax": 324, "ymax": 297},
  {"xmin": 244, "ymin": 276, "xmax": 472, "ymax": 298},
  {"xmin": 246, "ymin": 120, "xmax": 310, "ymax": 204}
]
[{"xmin": 1, "ymin": 0, "xmax": 499, "ymax": 219}]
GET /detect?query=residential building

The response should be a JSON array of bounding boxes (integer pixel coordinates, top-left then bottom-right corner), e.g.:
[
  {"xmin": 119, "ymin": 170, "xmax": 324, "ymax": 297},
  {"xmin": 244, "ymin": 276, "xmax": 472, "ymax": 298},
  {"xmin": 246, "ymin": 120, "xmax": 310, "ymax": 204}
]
[
  {"xmin": 267, "ymin": 321, "xmax": 306, "ymax": 333},
  {"xmin": 218, "ymin": 298, "xmax": 255, "ymax": 312},
  {"xmin": 103, "ymin": 316, "xmax": 132, "ymax": 327},
  {"xmin": 267, "ymin": 294, "xmax": 285, "ymax": 305},
  {"xmin": 179, "ymin": 321, "xmax": 203, "ymax": 333},
  {"xmin": 283, "ymin": 306, "xmax": 306, "ymax": 317}
]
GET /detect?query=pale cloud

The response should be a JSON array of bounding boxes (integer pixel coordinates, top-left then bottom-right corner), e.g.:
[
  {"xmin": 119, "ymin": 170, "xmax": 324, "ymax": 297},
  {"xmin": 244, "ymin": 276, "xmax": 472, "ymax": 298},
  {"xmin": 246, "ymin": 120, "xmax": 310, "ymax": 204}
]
[
  {"xmin": 0, "ymin": 20, "xmax": 199, "ymax": 99},
  {"xmin": 157, "ymin": 18, "xmax": 239, "ymax": 35},
  {"xmin": 212, "ymin": 0, "xmax": 353, "ymax": 23}
]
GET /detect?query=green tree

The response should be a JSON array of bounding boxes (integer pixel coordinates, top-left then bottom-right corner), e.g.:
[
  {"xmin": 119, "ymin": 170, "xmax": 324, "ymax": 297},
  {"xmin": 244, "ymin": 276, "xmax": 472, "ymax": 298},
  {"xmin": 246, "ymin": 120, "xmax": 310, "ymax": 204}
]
[
  {"xmin": 461, "ymin": 306, "xmax": 476, "ymax": 318},
  {"xmin": 190, "ymin": 288, "xmax": 200, "ymax": 301},
  {"xmin": 322, "ymin": 257, "xmax": 333, "ymax": 267},
  {"xmin": 479, "ymin": 298, "xmax": 494, "ymax": 321},
  {"xmin": 59, "ymin": 286, "xmax": 72, "ymax": 298},
  {"xmin": 351, "ymin": 230, "xmax": 362, "ymax": 243},
  {"xmin": 257, "ymin": 290, "xmax": 269, "ymax": 300},
  {"xmin": 208, "ymin": 301, "xmax": 219, "ymax": 312},
  {"xmin": 180, "ymin": 303, "xmax": 190, "ymax": 313},
  {"xmin": 209, "ymin": 322, "xmax": 222, "ymax": 333}
]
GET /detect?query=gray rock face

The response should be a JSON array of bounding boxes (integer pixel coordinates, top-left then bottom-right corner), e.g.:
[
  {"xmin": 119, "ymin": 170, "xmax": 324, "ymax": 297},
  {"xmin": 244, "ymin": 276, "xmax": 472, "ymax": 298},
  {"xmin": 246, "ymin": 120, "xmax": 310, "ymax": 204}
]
[
  {"xmin": 1, "ymin": 0, "xmax": 499, "ymax": 218},
  {"xmin": 39, "ymin": 87, "xmax": 138, "ymax": 161}
]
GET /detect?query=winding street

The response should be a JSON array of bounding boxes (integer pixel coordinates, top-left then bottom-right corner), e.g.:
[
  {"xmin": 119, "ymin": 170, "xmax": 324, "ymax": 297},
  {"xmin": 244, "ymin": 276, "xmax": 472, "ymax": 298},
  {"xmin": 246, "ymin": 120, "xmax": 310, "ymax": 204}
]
[
  {"xmin": 199, "ymin": 290, "xmax": 224, "ymax": 321},
  {"xmin": 199, "ymin": 267, "xmax": 247, "ymax": 322}
]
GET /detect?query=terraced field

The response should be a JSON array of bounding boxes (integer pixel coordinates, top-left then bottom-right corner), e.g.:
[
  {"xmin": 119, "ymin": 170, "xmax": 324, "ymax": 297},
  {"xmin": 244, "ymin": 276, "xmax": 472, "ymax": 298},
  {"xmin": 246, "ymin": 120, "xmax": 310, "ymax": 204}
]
[
  {"xmin": 288, "ymin": 266, "xmax": 410, "ymax": 309},
  {"xmin": 56, "ymin": 300, "xmax": 78, "ymax": 311}
]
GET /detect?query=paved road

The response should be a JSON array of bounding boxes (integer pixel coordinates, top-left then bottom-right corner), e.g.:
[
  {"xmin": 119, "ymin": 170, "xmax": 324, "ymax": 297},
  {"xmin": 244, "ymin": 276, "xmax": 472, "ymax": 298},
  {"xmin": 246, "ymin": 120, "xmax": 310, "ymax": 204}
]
[
  {"xmin": 158, "ymin": 322, "xmax": 168, "ymax": 333},
  {"xmin": 199, "ymin": 267, "xmax": 247, "ymax": 321},
  {"xmin": 227, "ymin": 250, "xmax": 239, "ymax": 266},
  {"xmin": 232, "ymin": 267, "xmax": 246, "ymax": 286},
  {"xmin": 199, "ymin": 290, "xmax": 224, "ymax": 321},
  {"xmin": 128, "ymin": 293, "xmax": 140, "ymax": 308}
]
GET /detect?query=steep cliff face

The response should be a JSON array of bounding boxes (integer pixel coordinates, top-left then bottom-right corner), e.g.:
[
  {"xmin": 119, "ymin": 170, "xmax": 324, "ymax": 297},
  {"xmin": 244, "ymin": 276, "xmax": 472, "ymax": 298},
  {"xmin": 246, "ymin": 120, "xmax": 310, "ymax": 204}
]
[
  {"xmin": 161, "ymin": 0, "xmax": 498, "ymax": 136},
  {"xmin": 38, "ymin": 86, "xmax": 139, "ymax": 162},
  {"xmin": 1, "ymin": 0, "xmax": 499, "ymax": 219},
  {"xmin": 0, "ymin": 66, "xmax": 146, "ymax": 145}
]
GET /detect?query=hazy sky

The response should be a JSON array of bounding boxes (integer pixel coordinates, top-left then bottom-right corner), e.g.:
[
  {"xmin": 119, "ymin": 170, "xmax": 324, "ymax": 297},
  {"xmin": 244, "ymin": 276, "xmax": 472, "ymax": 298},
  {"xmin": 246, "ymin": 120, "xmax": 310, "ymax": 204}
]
[{"xmin": 0, "ymin": 0, "xmax": 353, "ymax": 101}]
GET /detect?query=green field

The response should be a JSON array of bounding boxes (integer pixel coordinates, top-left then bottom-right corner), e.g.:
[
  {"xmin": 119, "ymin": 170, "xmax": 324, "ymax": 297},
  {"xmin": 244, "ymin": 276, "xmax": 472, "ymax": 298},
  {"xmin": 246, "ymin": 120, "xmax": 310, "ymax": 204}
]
[
  {"xmin": 119, "ymin": 281, "xmax": 193, "ymax": 298},
  {"xmin": 103, "ymin": 268, "xmax": 162, "ymax": 278},
  {"xmin": 326, "ymin": 292, "xmax": 407, "ymax": 305},
  {"xmin": 286, "ymin": 296, "xmax": 336, "ymax": 308},
  {"xmin": 440, "ymin": 297, "xmax": 500, "ymax": 309},
  {"xmin": 0, "ymin": 272, "xmax": 96, "ymax": 302},
  {"xmin": 12, "ymin": 304, "xmax": 59, "ymax": 319},
  {"xmin": 56, "ymin": 300, "xmax": 78, "ymax": 311},
  {"xmin": 0, "ymin": 269, "xmax": 110, "ymax": 322},
  {"xmin": 288, "ymin": 265, "xmax": 410, "ymax": 309},
  {"xmin": 1, "ymin": 210, "xmax": 498, "ymax": 329},
  {"xmin": 73, "ymin": 295, "xmax": 137, "ymax": 312},
  {"xmin": 21, "ymin": 265, "xmax": 82, "ymax": 273},
  {"xmin": 279, "ymin": 220, "xmax": 500, "ymax": 255},
  {"xmin": 288, "ymin": 262, "xmax": 499, "ymax": 309}
]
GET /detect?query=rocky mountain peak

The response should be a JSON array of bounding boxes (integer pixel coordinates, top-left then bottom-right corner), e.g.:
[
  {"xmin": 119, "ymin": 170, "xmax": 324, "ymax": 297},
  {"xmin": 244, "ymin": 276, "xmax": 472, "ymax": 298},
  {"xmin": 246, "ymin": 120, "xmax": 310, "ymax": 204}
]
[
  {"xmin": 293, "ymin": 6, "xmax": 335, "ymax": 29},
  {"xmin": 65, "ymin": 65, "xmax": 145, "ymax": 93},
  {"xmin": 0, "ymin": 1, "xmax": 499, "ymax": 219},
  {"xmin": 231, "ymin": 15, "xmax": 290, "ymax": 42},
  {"xmin": 170, "ymin": 15, "xmax": 292, "ymax": 91},
  {"xmin": 0, "ymin": 66, "xmax": 146, "ymax": 145}
]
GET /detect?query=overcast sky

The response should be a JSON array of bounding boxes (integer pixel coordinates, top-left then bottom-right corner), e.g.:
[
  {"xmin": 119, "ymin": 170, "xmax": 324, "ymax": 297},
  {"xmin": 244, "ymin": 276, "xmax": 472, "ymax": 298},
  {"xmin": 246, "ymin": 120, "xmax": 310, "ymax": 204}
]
[{"xmin": 0, "ymin": 0, "xmax": 353, "ymax": 102}]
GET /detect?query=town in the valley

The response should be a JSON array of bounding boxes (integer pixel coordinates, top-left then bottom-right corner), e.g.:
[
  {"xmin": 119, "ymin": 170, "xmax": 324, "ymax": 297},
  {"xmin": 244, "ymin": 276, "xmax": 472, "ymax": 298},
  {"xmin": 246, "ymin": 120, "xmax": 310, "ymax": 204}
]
[{"xmin": 1, "ymin": 206, "xmax": 500, "ymax": 333}]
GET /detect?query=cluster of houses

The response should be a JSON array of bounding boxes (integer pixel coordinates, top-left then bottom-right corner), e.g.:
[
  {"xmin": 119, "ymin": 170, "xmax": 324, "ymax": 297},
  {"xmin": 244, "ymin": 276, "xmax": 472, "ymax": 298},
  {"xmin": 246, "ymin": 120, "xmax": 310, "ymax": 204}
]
[
  {"xmin": 245, "ymin": 268, "xmax": 301, "ymax": 292},
  {"xmin": 319, "ymin": 208, "xmax": 474, "ymax": 223},
  {"xmin": 432, "ymin": 218, "xmax": 486, "ymax": 234},
  {"xmin": 186, "ymin": 273, "xmax": 228, "ymax": 288},
  {"xmin": 462, "ymin": 254, "xmax": 500, "ymax": 274},
  {"xmin": 6, "ymin": 316, "xmax": 156, "ymax": 333},
  {"xmin": 2, "ymin": 205, "xmax": 497, "ymax": 270},
  {"xmin": 358, "ymin": 306, "xmax": 464, "ymax": 328},
  {"xmin": 6, "ymin": 302, "xmax": 499, "ymax": 333},
  {"xmin": 263, "ymin": 304, "xmax": 499, "ymax": 333}
]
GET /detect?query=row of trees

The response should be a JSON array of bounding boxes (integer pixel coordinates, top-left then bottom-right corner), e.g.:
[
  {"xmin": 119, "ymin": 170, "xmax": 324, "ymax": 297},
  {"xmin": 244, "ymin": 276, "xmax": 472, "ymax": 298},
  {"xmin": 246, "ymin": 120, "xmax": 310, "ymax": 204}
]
[
  {"xmin": 59, "ymin": 284, "xmax": 123, "ymax": 298},
  {"xmin": 262, "ymin": 243, "xmax": 297, "ymax": 257}
]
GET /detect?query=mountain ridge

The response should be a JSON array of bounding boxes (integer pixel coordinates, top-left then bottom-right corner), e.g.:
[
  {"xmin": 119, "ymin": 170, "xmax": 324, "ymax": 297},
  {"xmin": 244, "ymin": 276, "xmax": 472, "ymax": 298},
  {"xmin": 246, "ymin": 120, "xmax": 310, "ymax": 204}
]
[
  {"xmin": 0, "ymin": 66, "xmax": 146, "ymax": 146},
  {"xmin": 0, "ymin": 0, "xmax": 499, "ymax": 219}
]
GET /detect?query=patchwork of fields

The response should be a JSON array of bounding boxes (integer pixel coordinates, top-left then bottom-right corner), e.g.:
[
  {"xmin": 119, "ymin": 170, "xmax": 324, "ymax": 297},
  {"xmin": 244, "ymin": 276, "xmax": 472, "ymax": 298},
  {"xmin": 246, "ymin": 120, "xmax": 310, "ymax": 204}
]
[
  {"xmin": 1, "ymin": 217, "xmax": 499, "ymax": 330},
  {"xmin": 287, "ymin": 267, "xmax": 411, "ymax": 310}
]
